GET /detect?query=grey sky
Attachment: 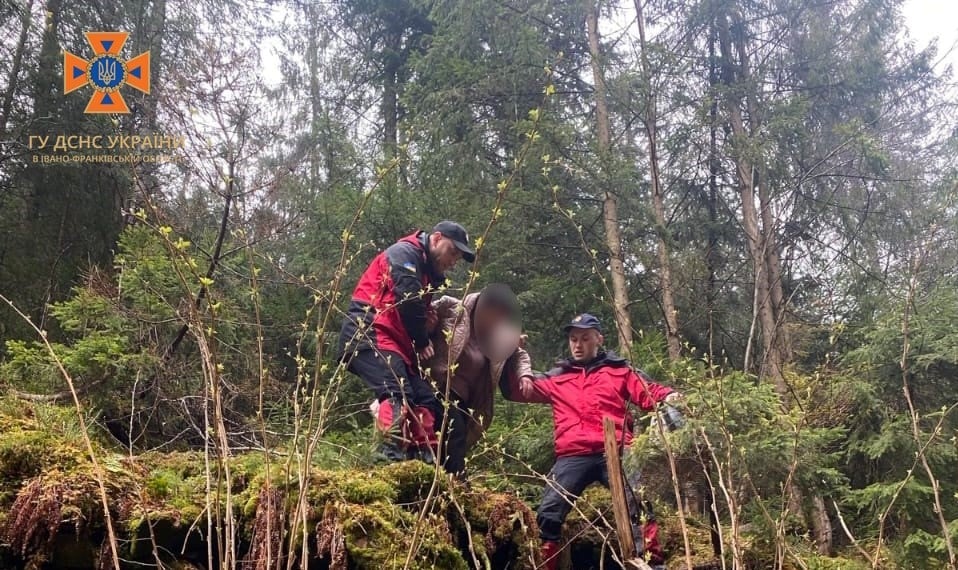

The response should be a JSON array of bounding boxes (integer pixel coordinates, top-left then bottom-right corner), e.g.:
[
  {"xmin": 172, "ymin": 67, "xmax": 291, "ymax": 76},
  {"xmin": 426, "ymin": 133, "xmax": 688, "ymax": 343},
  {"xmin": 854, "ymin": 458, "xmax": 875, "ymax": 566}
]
[{"xmin": 902, "ymin": 0, "xmax": 958, "ymax": 76}]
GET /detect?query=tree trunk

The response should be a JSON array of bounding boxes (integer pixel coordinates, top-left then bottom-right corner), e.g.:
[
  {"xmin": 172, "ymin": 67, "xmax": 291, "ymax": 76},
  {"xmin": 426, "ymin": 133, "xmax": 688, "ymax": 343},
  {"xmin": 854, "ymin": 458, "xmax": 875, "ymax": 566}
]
[
  {"xmin": 706, "ymin": 24, "xmax": 720, "ymax": 364},
  {"xmin": 306, "ymin": 2, "xmax": 323, "ymax": 194},
  {"xmin": 809, "ymin": 494, "xmax": 834, "ymax": 556},
  {"xmin": 633, "ymin": 0, "xmax": 680, "ymax": 360},
  {"xmin": 382, "ymin": 31, "xmax": 399, "ymax": 163},
  {"xmin": 586, "ymin": 0, "xmax": 632, "ymax": 352},
  {"xmin": 0, "ymin": 0, "xmax": 34, "ymax": 139},
  {"xmin": 716, "ymin": 9, "xmax": 833, "ymax": 555},
  {"xmin": 130, "ymin": 0, "xmax": 165, "ymax": 207},
  {"xmin": 143, "ymin": 0, "xmax": 166, "ymax": 127},
  {"xmin": 758, "ymin": 178, "xmax": 792, "ymax": 362},
  {"xmin": 715, "ymin": 10, "xmax": 786, "ymax": 397},
  {"xmin": 33, "ymin": 0, "xmax": 61, "ymax": 121},
  {"xmin": 731, "ymin": 21, "xmax": 793, "ymax": 368}
]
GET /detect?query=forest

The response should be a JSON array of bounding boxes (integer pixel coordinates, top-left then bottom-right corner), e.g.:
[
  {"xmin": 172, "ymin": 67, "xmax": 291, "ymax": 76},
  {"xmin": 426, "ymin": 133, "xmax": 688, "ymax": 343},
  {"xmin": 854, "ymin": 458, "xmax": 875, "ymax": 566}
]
[{"xmin": 0, "ymin": 0, "xmax": 956, "ymax": 568}]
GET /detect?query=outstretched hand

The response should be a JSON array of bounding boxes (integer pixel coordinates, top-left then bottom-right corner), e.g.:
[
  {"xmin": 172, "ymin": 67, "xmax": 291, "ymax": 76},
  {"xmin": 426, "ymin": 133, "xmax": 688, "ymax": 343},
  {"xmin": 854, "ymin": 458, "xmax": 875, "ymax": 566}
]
[
  {"xmin": 519, "ymin": 375, "xmax": 535, "ymax": 399},
  {"xmin": 664, "ymin": 392, "xmax": 684, "ymax": 406}
]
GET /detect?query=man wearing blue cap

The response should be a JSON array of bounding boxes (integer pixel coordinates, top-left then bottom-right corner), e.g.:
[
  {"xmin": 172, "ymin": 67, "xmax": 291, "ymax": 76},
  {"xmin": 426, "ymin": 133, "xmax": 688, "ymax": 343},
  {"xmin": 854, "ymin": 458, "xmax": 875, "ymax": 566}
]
[{"xmin": 501, "ymin": 313, "xmax": 681, "ymax": 570}]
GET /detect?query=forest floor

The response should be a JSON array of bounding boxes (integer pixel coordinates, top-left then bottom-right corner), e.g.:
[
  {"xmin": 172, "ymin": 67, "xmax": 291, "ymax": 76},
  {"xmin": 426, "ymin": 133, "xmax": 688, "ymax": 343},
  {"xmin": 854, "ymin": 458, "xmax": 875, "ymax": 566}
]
[{"xmin": 0, "ymin": 397, "xmax": 869, "ymax": 570}]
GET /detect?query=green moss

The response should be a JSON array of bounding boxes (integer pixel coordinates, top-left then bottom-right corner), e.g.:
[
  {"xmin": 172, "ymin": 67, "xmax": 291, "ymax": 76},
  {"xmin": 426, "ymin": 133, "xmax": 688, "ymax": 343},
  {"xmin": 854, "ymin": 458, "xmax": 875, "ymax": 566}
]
[
  {"xmin": 379, "ymin": 459, "xmax": 439, "ymax": 501},
  {"xmin": 326, "ymin": 500, "xmax": 468, "ymax": 570},
  {"xmin": 138, "ymin": 452, "xmax": 234, "ymax": 509},
  {"xmin": 563, "ymin": 486, "xmax": 725, "ymax": 568},
  {"xmin": 0, "ymin": 402, "xmax": 96, "ymax": 508},
  {"xmin": 242, "ymin": 487, "xmax": 261, "ymax": 518},
  {"xmin": 307, "ymin": 460, "xmax": 437, "ymax": 506},
  {"xmin": 563, "ymin": 486, "xmax": 614, "ymax": 544},
  {"xmin": 0, "ymin": 404, "xmax": 88, "ymax": 474},
  {"xmin": 310, "ymin": 468, "xmax": 399, "ymax": 504},
  {"xmin": 144, "ymin": 468, "xmax": 182, "ymax": 498},
  {"xmin": 0, "ymin": 401, "xmax": 550, "ymax": 569},
  {"xmin": 658, "ymin": 506, "xmax": 723, "ymax": 568}
]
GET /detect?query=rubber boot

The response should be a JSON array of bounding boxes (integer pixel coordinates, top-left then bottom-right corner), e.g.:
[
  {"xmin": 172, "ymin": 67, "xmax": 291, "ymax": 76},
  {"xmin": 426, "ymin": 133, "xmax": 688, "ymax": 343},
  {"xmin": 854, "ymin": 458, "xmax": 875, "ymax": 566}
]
[
  {"xmin": 373, "ymin": 398, "xmax": 408, "ymax": 462},
  {"xmin": 408, "ymin": 405, "xmax": 439, "ymax": 465},
  {"xmin": 540, "ymin": 540, "xmax": 560, "ymax": 570},
  {"xmin": 641, "ymin": 518, "xmax": 665, "ymax": 567}
]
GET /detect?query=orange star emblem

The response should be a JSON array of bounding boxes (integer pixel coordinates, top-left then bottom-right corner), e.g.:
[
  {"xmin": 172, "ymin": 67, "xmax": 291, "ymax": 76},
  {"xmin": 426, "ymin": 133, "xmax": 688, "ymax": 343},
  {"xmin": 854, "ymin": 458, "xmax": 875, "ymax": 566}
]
[{"xmin": 64, "ymin": 32, "xmax": 150, "ymax": 114}]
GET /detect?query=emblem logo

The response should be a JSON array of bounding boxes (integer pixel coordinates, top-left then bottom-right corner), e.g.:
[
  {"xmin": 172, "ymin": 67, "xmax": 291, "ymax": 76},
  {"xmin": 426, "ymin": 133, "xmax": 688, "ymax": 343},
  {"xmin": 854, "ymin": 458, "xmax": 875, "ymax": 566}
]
[{"xmin": 64, "ymin": 32, "xmax": 150, "ymax": 114}]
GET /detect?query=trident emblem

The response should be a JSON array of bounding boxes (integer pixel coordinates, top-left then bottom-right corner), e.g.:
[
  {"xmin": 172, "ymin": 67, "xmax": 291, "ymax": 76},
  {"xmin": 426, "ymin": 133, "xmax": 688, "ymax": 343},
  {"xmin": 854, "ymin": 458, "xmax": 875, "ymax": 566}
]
[{"xmin": 96, "ymin": 58, "xmax": 117, "ymax": 86}]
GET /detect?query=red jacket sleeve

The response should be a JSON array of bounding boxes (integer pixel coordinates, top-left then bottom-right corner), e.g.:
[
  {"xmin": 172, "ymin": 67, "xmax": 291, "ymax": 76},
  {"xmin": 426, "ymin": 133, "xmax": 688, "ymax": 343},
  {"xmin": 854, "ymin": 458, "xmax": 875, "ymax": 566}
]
[
  {"xmin": 626, "ymin": 369, "xmax": 674, "ymax": 411},
  {"xmin": 499, "ymin": 368, "xmax": 552, "ymax": 404}
]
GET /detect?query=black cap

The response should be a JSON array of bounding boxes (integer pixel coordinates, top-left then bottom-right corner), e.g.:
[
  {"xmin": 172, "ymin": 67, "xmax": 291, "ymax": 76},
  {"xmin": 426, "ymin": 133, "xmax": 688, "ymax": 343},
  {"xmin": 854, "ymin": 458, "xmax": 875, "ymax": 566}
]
[
  {"xmin": 433, "ymin": 220, "xmax": 476, "ymax": 263},
  {"xmin": 563, "ymin": 313, "xmax": 602, "ymax": 333}
]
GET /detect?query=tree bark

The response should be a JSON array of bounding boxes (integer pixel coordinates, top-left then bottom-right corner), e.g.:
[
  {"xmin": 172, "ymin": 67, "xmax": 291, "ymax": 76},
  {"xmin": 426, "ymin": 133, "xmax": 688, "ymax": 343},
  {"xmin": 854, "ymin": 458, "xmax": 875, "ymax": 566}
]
[
  {"xmin": 306, "ymin": 0, "xmax": 323, "ymax": 194},
  {"xmin": 633, "ymin": 0, "xmax": 680, "ymax": 360},
  {"xmin": 0, "ymin": 0, "xmax": 34, "ymax": 139},
  {"xmin": 715, "ymin": 10, "xmax": 786, "ymax": 397},
  {"xmin": 586, "ymin": 0, "xmax": 632, "ymax": 352},
  {"xmin": 129, "ymin": 0, "xmax": 165, "ymax": 207},
  {"xmin": 716, "ymin": 9, "xmax": 833, "ymax": 555},
  {"xmin": 706, "ymin": 24, "xmax": 720, "ymax": 364},
  {"xmin": 382, "ymin": 30, "xmax": 400, "ymax": 163},
  {"xmin": 731, "ymin": 21, "xmax": 793, "ymax": 368},
  {"xmin": 758, "ymin": 178, "xmax": 792, "ymax": 361},
  {"xmin": 139, "ymin": 0, "xmax": 165, "ymax": 127}
]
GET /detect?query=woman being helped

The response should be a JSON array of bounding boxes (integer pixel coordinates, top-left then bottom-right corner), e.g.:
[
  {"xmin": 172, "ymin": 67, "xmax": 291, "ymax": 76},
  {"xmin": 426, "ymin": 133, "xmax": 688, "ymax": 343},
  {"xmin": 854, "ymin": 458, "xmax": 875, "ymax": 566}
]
[{"xmin": 426, "ymin": 283, "xmax": 533, "ymax": 476}]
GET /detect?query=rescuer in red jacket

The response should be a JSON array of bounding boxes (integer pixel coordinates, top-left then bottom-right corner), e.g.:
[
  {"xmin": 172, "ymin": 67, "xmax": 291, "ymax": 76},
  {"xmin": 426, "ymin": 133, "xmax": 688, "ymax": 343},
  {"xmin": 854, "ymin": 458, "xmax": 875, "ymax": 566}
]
[
  {"xmin": 339, "ymin": 221, "xmax": 475, "ymax": 463},
  {"xmin": 501, "ymin": 313, "xmax": 681, "ymax": 570}
]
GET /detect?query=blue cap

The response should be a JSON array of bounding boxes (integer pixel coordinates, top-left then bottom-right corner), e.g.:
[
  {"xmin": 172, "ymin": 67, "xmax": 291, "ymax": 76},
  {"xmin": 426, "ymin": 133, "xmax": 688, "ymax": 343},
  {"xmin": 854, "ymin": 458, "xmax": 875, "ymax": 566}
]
[{"xmin": 563, "ymin": 313, "xmax": 602, "ymax": 333}]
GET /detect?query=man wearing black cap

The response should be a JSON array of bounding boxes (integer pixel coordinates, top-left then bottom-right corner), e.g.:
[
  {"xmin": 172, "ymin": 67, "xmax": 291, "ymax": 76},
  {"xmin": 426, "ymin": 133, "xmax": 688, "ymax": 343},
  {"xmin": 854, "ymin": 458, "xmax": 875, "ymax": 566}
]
[
  {"xmin": 501, "ymin": 313, "xmax": 681, "ymax": 570},
  {"xmin": 339, "ymin": 221, "xmax": 475, "ymax": 463}
]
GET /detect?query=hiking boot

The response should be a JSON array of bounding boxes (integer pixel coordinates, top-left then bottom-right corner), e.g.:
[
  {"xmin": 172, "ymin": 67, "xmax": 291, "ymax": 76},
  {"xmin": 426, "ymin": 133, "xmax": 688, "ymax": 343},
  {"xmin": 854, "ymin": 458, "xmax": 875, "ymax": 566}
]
[
  {"xmin": 373, "ymin": 441, "xmax": 407, "ymax": 463},
  {"xmin": 409, "ymin": 445, "xmax": 437, "ymax": 465}
]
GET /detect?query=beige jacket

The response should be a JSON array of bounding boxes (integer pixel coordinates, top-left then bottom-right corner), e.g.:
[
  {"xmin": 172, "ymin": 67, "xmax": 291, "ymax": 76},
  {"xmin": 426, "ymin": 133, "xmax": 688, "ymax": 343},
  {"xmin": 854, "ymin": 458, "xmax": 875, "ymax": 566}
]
[{"xmin": 426, "ymin": 293, "xmax": 533, "ymax": 447}]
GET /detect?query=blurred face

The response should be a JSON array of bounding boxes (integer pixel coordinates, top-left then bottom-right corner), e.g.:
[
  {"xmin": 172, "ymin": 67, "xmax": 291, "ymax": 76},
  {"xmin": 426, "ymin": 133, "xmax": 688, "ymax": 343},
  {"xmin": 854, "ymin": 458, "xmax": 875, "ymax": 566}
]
[
  {"xmin": 568, "ymin": 328, "xmax": 603, "ymax": 363},
  {"xmin": 479, "ymin": 318, "xmax": 521, "ymax": 362},
  {"xmin": 474, "ymin": 304, "xmax": 512, "ymax": 342},
  {"xmin": 428, "ymin": 232, "xmax": 463, "ymax": 274}
]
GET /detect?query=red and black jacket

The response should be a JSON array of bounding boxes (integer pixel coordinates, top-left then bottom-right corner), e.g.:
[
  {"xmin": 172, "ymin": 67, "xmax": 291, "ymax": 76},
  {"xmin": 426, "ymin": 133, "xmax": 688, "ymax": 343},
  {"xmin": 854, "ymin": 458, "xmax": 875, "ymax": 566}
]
[{"xmin": 339, "ymin": 231, "xmax": 444, "ymax": 366}]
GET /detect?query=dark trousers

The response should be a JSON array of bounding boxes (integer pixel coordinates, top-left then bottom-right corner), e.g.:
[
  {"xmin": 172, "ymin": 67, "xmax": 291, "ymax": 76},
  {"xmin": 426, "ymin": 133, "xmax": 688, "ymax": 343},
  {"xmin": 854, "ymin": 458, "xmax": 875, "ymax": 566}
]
[
  {"xmin": 537, "ymin": 453, "xmax": 660, "ymax": 562},
  {"xmin": 346, "ymin": 348, "xmax": 441, "ymax": 420},
  {"xmin": 439, "ymin": 399, "xmax": 470, "ymax": 475}
]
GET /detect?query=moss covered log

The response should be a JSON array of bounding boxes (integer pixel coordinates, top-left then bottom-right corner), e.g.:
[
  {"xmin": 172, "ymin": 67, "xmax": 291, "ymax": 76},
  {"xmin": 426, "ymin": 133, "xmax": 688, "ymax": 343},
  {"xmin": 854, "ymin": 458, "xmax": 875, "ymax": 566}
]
[
  {"xmin": 0, "ymin": 400, "xmax": 543, "ymax": 569},
  {"xmin": 0, "ymin": 399, "xmax": 874, "ymax": 569}
]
